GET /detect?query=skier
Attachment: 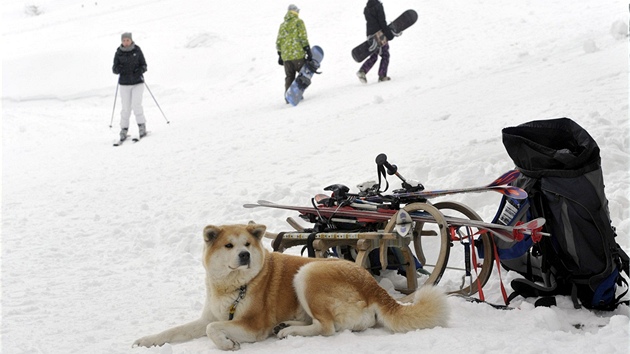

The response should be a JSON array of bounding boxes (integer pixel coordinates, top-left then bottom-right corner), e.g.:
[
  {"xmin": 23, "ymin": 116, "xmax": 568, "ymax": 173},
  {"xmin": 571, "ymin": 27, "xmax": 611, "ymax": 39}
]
[
  {"xmin": 112, "ymin": 32, "xmax": 147, "ymax": 141},
  {"xmin": 357, "ymin": 0, "xmax": 394, "ymax": 84},
  {"xmin": 276, "ymin": 4, "xmax": 312, "ymax": 102}
]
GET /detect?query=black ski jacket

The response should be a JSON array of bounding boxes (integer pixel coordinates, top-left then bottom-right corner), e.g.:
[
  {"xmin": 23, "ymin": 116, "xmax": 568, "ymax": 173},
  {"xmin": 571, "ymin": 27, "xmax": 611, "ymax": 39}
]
[
  {"xmin": 364, "ymin": 0, "xmax": 393, "ymax": 40},
  {"xmin": 112, "ymin": 44, "xmax": 147, "ymax": 85}
]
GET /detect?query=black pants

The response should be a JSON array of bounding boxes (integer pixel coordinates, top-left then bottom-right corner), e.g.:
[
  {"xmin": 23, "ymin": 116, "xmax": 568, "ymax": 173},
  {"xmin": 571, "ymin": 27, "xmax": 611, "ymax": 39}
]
[{"xmin": 283, "ymin": 59, "xmax": 305, "ymax": 93}]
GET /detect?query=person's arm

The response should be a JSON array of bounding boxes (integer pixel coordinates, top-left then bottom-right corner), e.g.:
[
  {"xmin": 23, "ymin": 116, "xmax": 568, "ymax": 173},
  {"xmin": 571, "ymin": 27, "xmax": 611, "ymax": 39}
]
[
  {"xmin": 137, "ymin": 48, "xmax": 147, "ymax": 73},
  {"xmin": 297, "ymin": 20, "xmax": 309, "ymax": 49},
  {"xmin": 112, "ymin": 52, "xmax": 122, "ymax": 74},
  {"xmin": 377, "ymin": 5, "xmax": 394, "ymax": 40}
]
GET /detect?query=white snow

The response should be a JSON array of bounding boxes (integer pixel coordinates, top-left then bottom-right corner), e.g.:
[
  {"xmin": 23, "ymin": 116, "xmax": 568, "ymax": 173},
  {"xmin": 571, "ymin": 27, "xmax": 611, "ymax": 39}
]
[{"xmin": 2, "ymin": 0, "xmax": 629, "ymax": 353}]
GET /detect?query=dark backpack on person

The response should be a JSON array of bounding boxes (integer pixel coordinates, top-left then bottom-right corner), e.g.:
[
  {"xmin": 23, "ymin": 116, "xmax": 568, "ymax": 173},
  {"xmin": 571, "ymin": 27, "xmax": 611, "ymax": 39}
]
[{"xmin": 492, "ymin": 117, "xmax": 629, "ymax": 310}]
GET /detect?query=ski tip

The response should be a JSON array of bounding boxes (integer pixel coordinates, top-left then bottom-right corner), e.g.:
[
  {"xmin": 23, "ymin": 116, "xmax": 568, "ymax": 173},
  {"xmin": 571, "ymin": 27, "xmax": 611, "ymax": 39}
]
[
  {"xmin": 132, "ymin": 131, "xmax": 150, "ymax": 142},
  {"xmin": 313, "ymin": 194, "xmax": 330, "ymax": 203},
  {"xmin": 489, "ymin": 170, "xmax": 521, "ymax": 187},
  {"xmin": 394, "ymin": 209, "xmax": 413, "ymax": 237},
  {"xmin": 500, "ymin": 186, "xmax": 528, "ymax": 199},
  {"xmin": 243, "ymin": 204, "xmax": 261, "ymax": 208},
  {"xmin": 525, "ymin": 217, "xmax": 546, "ymax": 228}
]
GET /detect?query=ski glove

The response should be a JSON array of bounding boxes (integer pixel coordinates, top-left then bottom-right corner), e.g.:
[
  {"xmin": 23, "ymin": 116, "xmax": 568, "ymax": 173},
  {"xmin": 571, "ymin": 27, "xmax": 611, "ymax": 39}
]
[
  {"xmin": 277, "ymin": 51, "xmax": 283, "ymax": 66},
  {"xmin": 304, "ymin": 46, "xmax": 312, "ymax": 61}
]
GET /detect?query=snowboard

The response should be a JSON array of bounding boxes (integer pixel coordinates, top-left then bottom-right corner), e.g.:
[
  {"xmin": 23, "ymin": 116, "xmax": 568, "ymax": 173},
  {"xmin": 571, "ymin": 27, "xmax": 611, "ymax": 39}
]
[
  {"xmin": 285, "ymin": 45, "xmax": 324, "ymax": 106},
  {"xmin": 352, "ymin": 9, "xmax": 418, "ymax": 63}
]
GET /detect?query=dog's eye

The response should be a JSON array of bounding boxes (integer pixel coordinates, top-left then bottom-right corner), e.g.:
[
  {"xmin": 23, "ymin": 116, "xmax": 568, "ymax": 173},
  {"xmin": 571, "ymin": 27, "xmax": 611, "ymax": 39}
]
[
  {"xmin": 225, "ymin": 243, "xmax": 233, "ymax": 249},
  {"xmin": 245, "ymin": 242, "xmax": 250, "ymax": 247}
]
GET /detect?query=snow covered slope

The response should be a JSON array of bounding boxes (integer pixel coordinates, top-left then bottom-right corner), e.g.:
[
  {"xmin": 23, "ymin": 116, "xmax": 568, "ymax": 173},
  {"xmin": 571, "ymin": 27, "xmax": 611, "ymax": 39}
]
[{"xmin": 2, "ymin": 0, "xmax": 629, "ymax": 353}]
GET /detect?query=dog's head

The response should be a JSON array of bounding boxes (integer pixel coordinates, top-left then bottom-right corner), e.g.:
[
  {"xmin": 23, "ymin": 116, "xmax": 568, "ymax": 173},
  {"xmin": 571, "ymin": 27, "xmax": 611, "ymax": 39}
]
[{"xmin": 202, "ymin": 222, "xmax": 267, "ymax": 282}]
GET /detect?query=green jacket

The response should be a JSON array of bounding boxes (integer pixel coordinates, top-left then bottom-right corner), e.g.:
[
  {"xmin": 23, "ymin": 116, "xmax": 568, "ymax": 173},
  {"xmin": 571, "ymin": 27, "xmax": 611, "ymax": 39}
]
[{"xmin": 276, "ymin": 11, "xmax": 309, "ymax": 61}]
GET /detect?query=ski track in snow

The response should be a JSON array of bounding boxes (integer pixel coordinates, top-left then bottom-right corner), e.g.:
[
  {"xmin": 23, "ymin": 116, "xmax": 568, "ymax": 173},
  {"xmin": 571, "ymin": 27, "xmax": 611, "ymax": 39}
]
[{"xmin": 2, "ymin": 0, "xmax": 629, "ymax": 353}]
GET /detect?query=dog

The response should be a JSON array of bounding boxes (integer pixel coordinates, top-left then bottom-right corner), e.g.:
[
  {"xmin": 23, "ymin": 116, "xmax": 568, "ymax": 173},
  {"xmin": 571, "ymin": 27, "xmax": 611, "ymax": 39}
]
[{"xmin": 133, "ymin": 223, "xmax": 449, "ymax": 350}]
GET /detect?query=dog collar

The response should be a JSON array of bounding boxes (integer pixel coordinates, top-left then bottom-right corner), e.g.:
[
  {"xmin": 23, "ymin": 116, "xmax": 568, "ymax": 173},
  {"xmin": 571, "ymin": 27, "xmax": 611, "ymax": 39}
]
[{"xmin": 228, "ymin": 286, "xmax": 247, "ymax": 320}]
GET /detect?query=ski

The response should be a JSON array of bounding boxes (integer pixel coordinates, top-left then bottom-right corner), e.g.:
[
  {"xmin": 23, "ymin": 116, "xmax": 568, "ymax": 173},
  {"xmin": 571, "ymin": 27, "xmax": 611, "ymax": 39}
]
[
  {"xmin": 244, "ymin": 200, "xmax": 546, "ymax": 242},
  {"xmin": 132, "ymin": 131, "xmax": 150, "ymax": 143},
  {"xmin": 113, "ymin": 134, "xmax": 131, "ymax": 147},
  {"xmin": 375, "ymin": 170, "xmax": 527, "ymax": 200}
]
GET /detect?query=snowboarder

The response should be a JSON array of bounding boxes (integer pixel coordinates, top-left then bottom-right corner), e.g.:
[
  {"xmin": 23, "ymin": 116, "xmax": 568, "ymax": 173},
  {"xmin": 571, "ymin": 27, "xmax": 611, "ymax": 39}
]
[
  {"xmin": 357, "ymin": 0, "xmax": 394, "ymax": 84},
  {"xmin": 112, "ymin": 32, "xmax": 147, "ymax": 141},
  {"xmin": 276, "ymin": 4, "xmax": 312, "ymax": 102}
]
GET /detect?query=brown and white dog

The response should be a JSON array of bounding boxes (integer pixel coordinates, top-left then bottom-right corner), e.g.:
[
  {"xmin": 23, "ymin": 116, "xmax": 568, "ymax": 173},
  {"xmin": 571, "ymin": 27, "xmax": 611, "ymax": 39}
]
[{"xmin": 133, "ymin": 223, "xmax": 449, "ymax": 350}]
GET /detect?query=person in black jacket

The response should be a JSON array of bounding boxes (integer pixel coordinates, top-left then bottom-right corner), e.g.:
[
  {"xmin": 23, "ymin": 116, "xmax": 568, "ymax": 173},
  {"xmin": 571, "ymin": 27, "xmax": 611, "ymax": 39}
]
[
  {"xmin": 112, "ymin": 32, "xmax": 147, "ymax": 141},
  {"xmin": 357, "ymin": 0, "xmax": 394, "ymax": 83}
]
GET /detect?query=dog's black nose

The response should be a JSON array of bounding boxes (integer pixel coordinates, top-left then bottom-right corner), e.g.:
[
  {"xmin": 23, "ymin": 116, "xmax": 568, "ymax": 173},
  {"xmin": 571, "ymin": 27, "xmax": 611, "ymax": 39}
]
[{"xmin": 239, "ymin": 251, "xmax": 250, "ymax": 265}]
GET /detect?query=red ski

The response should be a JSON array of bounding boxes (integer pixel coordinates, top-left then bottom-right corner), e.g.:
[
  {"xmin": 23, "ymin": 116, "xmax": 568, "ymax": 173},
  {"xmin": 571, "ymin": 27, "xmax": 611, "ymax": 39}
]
[
  {"xmin": 375, "ymin": 170, "xmax": 527, "ymax": 200},
  {"xmin": 244, "ymin": 200, "xmax": 546, "ymax": 242}
]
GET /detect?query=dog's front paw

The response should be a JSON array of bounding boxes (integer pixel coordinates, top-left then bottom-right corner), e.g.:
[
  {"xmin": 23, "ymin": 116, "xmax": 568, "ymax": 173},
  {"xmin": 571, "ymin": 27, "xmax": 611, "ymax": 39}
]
[
  {"xmin": 217, "ymin": 338, "xmax": 240, "ymax": 351},
  {"xmin": 207, "ymin": 324, "xmax": 240, "ymax": 351},
  {"xmin": 132, "ymin": 334, "xmax": 167, "ymax": 348},
  {"xmin": 273, "ymin": 323, "xmax": 290, "ymax": 336}
]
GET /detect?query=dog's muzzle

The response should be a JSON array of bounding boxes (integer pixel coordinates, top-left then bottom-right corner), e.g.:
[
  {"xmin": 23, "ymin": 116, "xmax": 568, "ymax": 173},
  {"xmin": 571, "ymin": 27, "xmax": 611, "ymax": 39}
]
[{"xmin": 238, "ymin": 251, "xmax": 250, "ymax": 267}]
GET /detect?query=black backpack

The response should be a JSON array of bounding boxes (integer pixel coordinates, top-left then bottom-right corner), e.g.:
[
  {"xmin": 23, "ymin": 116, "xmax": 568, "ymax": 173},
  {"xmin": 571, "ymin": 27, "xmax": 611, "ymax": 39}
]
[{"xmin": 493, "ymin": 118, "xmax": 629, "ymax": 310}]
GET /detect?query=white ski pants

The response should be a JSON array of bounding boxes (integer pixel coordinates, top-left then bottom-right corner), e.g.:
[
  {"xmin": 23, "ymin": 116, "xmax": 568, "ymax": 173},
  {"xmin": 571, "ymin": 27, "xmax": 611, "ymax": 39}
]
[{"xmin": 119, "ymin": 83, "xmax": 146, "ymax": 129}]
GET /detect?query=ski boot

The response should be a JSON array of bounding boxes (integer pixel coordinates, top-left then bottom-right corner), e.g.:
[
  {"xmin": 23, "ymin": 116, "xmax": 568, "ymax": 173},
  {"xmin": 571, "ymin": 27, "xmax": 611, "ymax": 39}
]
[
  {"xmin": 356, "ymin": 70, "xmax": 367, "ymax": 84},
  {"xmin": 119, "ymin": 128, "xmax": 128, "ymax": 141},
  {"xmin": 138, "ymin": 123, "xmax": 147, "ymax": 138},
  {"xmin": 378, "ymin": 76, "xmax": 391, "ymax": 82}
]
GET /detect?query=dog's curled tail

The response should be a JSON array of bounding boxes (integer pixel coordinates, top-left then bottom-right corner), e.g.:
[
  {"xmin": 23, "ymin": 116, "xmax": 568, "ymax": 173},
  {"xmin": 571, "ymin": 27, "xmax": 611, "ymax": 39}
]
[{"xmin": 379, "ymin": 286, "xmax": 449, "ymax": 332}]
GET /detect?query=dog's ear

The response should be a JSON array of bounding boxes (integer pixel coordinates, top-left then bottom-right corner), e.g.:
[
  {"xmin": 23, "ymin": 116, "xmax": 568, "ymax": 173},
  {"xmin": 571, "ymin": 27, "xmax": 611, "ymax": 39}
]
[
  {"xmin": 246, "ymin": 223, "xmax": 266, "ymax": 240},
  {"xmin": 203, "ymin": 225, "xmax": 222, "ymax": 244}
]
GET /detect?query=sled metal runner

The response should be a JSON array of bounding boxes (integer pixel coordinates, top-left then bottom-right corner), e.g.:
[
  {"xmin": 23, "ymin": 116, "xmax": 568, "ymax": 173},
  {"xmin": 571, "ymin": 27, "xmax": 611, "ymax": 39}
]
[{"xmin": 246, "ymin": 153, "xmax": 547, "ymax": 298}]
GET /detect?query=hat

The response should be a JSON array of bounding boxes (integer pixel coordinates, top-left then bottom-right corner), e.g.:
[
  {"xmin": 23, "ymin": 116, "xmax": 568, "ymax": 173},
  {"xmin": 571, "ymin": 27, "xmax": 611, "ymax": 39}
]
[
  {"xmin": 121, "ymin": 32, "xmax": 132, "ymax": 41},
  {"xmin": 288, "ymin": 4, "xmax": 299, "ymax": 13}
]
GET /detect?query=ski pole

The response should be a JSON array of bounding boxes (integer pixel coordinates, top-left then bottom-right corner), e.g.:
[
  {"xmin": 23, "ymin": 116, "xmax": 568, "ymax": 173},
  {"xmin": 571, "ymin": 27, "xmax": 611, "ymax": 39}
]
[
  {"xmin": 109, "ymin": 83, "xmax": 119, "ymax": 128},
  {"xmin": 375, "ymin": 154, "xmax": 424, "ymax": 192},
  {"xmin": 144, "ymin": 82, "xmax": 170, "ymax": 124}
]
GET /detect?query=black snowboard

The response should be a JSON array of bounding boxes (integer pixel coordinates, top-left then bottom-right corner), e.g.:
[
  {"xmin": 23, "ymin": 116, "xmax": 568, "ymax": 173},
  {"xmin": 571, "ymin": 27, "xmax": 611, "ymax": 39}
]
[{"xmin": 351, "ymin": 9, "xmax": 418, "ymax": 63}]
